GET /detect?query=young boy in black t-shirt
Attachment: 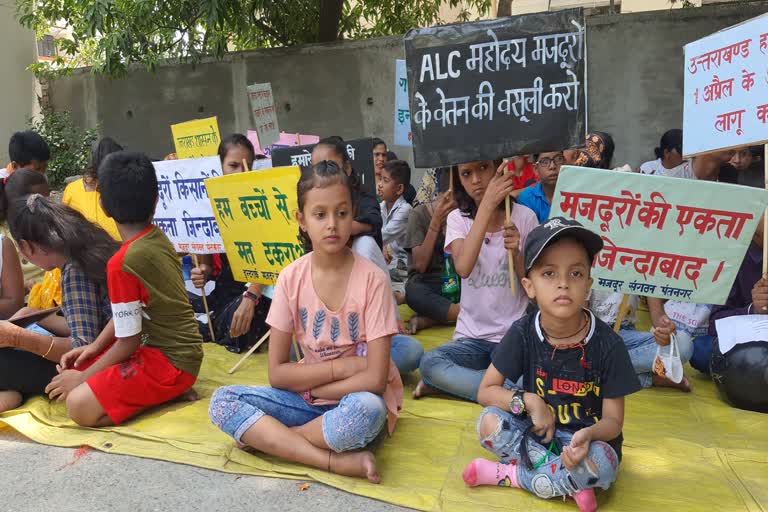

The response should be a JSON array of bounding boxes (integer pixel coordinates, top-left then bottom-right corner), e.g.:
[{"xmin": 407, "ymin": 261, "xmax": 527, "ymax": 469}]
[{"xmin": 462, "ymin": 217, "xmax": 640, "ymax": 512}]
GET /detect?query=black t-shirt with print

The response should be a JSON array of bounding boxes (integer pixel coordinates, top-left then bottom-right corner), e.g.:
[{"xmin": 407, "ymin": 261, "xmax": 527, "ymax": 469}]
[{"xmin": 492, "ymin": 311, "xmax": 641, "ymax": 459}]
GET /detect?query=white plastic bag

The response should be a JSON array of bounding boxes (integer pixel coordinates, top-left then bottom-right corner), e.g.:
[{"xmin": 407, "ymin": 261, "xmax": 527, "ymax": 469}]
[{"xmin": 654, "ymin": 333, "xmax": 684, "ymax": 383}]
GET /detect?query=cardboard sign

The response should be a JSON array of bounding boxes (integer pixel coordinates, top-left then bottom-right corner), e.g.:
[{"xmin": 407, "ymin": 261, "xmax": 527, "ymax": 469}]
[
  {"xmin": 153, "ymin": 156, "xmax": 224, "ymax": 254},
  {"xmin": 247, "ymin": 83, "xmax": 280, "ymax": 147},
  {"xmin": 170, "ymin": 117, "xmax": 221, "ymax": 159},
  {"xmin": 683, "ymin": 13, "xmax": 768, "ymax": 156},
  {"xmin": 271, "ymin": 138, "xmax": 377, "ymax": 196},
  {"xmin": 205, "ymin": 166, "xmax": 303, "ymax": 285},
  {"xmin": 550, "ymin": 166, "xmax": 768, "ymax": 305},
  {"xmin": 404, "ymin": 9, "xmax": 586, "ymax": 167}
]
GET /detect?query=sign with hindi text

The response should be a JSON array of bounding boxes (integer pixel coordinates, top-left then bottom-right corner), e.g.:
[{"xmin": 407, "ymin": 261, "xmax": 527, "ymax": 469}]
[
  {"xmin": 205, "ymin": 166, "xmax": 303, "ymax": 285},
  {"xmin": 152, "ymin": 156, "xmax": 224, "ymax": 254},
  {"xmin": 550, "ymin": 166, "xmax": 768, "ymax": 305},
  {"xmin": 683, "ymin": 13, "xmax": 768, "ymax": 156},
  {"xmin": 170, "ymin": 117, "xmax": 222, "ymax": 159},
  {"xmin": 394, "ymin": 59, "xmax": 412, "ymax": 147},
  {"xmin": 404, "ymin": 9, "xmax": 585, "ymax": 167},
  {"xmin": 247, "ymin": 83, "xmax": 280, "ymax": 148},
  {"xmin": 271, "ymin": 138, "xmax": 376, "ymax": 196}
]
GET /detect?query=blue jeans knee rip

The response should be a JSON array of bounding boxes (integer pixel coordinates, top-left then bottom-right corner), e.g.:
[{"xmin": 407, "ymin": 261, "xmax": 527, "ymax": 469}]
[{"xmin": 477, "ymin": 407, "xmax": 619, "ymax": 498}]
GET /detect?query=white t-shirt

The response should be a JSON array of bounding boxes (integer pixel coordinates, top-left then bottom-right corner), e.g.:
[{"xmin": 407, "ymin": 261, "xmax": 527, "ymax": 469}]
[
  {"xmin": 661, "ymin": 160, "xmax": 695, "ymax": 180},
  {"xmin": 639, "ymin": 158, "xmax": 664, "ymax": 175},
  {"xmin": 445, "ymin": 204, "xmax": 539, "ymax": 343}
]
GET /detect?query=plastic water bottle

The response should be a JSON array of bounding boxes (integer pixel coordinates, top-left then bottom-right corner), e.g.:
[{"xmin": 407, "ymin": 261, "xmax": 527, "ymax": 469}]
[
  {"xmin": 181, "ymin": 255, "xmax": 192, "ymax": 281},
  {"xmin": 441, "ymin": 252, "xmax": 460, "ymax": 304}
]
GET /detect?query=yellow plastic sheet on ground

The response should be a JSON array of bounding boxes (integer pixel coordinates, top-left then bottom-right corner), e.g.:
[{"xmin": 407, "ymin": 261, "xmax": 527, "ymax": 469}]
[{"xmin": 1, "ymin": 308, "xmax": 767, "ymax": 511}]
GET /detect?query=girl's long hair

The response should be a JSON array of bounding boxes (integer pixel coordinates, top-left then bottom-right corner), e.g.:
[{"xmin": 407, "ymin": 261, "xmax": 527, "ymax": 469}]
[{"xmin": 10, "ymin": 195, "xmax": 120, "ymax": 288}]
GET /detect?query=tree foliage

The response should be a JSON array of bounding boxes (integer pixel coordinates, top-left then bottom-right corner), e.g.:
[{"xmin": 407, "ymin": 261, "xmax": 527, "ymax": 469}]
[{"xmin": 17, "ymin": 0, "xmax": 490, "ymax": 78}]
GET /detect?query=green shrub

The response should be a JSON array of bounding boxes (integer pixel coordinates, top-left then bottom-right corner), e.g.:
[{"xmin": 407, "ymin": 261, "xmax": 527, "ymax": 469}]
[{"xmin": 28, "ymin": 110, "xmax": 98, "ymax": 189}]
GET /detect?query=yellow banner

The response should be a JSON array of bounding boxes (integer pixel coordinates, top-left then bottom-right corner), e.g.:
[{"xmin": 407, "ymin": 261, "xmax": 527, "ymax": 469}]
[
  {"xmin": 171, "ymin": 117, "xmax": 222, "ymax": 159},
  {"xmin": 205, "ymin": 166, "xmax": 304, "ymax": 285}
]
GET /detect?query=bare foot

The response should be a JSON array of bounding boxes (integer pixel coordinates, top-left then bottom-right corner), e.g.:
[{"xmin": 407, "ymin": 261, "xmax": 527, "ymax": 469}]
[
  {"xmin": 0, "ymin": 390, "xmax": 22, "ymax": 413},
  {"xmin": 652, "ymin": 374, "xmax": 692, "ymax": 392},
  {"xmin": 412, "ymin": 380, "xmax": 441, "ymax": 399},
  {"xmin": 175, "ymin": 388, "xmax": 200, "ymax": 402},
  {"xmin": 330, "ymin": 451, "xmax": 380, "ymax": 483},
  {"xmin": 406, "ymin": 316, "xmax": 435, "ymax": 335}
]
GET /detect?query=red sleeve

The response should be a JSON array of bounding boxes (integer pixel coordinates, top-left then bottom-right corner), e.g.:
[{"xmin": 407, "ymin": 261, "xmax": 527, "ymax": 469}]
[{"xmin": 108, "ymin": 256, "xmax": 149, "ymax": 338}]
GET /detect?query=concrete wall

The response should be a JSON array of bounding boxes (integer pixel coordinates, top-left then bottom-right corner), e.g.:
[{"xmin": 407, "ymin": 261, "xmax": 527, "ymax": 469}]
[
  {"xmin": 0, "ymin": 0, "xmax": 37, "ymax": 160},
  {"xmin": 48, "ymin": 2, "xmax": 768, "ymax": 175}
]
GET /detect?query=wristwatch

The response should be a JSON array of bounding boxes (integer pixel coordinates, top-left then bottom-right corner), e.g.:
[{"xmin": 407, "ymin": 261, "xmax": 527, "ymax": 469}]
[{"xmin": 509, "ymin": 390, "xmax": 526, "ymax": 417}]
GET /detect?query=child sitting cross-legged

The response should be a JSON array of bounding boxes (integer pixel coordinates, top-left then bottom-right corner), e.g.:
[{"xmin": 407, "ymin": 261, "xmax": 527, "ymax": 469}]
[
  {"xmin": 209, "ymin": 161, "xmax": 403, "ymax": 483},
  {"xmin": 463, "ymin": 217, "xmax": 641, "ymax": 512},
  {"xmin": 48, "ymin": 151, "xmax": 203, "ymax": 427}
]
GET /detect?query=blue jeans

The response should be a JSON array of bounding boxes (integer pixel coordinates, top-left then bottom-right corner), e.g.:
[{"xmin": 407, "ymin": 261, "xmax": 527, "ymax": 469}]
[
  {"xmin": 391, "ymin": 334, "xmax": 424, "ymax": 373},
  {"xmin": 690, "ymin": 335, "xmax": 714, "ymax": 374},
  {"xmin": 291, "ymin": 335, "xmax": 423, "ymax": 374},
  {"xmin": 209, "ymin": 386, "xmax": 387, "ymax": 453},
  {"xmin": 619, "ymin": 329, "xmax": 694, "ymax": 388},
  {"xmin": 478, "ymin": 407, "xmax": 619, "ymax": 498},
  {"xmin": 419, "ymin": 338, "xmax": 497, "ymax": 402}
]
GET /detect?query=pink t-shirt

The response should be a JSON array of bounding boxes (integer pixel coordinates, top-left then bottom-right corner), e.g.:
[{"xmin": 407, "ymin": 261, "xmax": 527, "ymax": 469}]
[
  {"xmin": 445, "ymin": 203, "xmax": 539, "ymax": 343},
  {"xmin": 266, "ymin": 252, "xmax": 403, "ymax": 433}
]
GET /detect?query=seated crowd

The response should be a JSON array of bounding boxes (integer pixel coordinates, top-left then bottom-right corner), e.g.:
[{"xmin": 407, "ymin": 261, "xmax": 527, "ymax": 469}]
[{"xmin": 0, "ymin": 127, "xmax": 764, "ymax": 512}]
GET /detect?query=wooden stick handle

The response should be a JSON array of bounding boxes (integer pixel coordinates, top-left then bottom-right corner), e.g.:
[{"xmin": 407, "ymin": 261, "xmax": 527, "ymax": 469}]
[
  {"xmin": 763, "ymin": 144, "xmax": 768, "ymax": 277},
  {"xmin": 192, "ymin": 254, "xmax": 217, "ymax": 343},
  {"xmin": 614, "ymin": 294, "xmax": 630, "ymax": 333},
  {"xmin": 449, "ymin": 167, "xmax": 454, "ymax": 192},
  {"xmin": 228, "ymin": 329, "xmax": 271, "ymax": 374},
  {"xmin": 242, "ymin": 158, "xmax": 250, "ymax": 172},
  {"xmin": 505, "ymin": 162, "xmax": 516, "ymax": 295}
]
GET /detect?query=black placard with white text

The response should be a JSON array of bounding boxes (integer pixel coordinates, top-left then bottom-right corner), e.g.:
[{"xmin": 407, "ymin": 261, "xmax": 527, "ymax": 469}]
[{"xmin": 404, "ymin": 9, "xmax": 586, "ymax": 167}]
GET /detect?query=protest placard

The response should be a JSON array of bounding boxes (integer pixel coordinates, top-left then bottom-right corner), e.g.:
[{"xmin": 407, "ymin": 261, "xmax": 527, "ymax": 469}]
[
  {"xmin": 683, "ymin": 13, "xmax": 768, "ymax": 156},
  {"xmin": 153, "ymin": 156, "xmax": 224, "ymax": 254},
  {"xmin": 170, "ymin": 117, "xmax": 222, "ymax": 159},
  {"xmin": 550, "ymin": 166, "xmax": 768, "ymax": 305},
  {"xmin": 205, "ymin": 166, "xmax": 303, "ymax": 285},
  {"xmin": 394, "ymin": 59, "xmax": 412, "ymax": 147},
  {"xmin": 247, "ymin": 130, "xmax": 320, "ymax": 157},
  {"xmin": 247, "ymin": 83, "xmax": 280, "ymax": 148},
  {"xmin": 271, "ymin": 138, "xmax": 377, "ymax": 196},
  {"xmin": 404, "ymin": 9, "xmax": 585, "ymax": 168}
]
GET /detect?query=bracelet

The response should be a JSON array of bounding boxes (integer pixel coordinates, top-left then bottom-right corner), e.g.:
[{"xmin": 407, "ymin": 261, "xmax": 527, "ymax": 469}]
[
  {"xmin": 242, "ymin": 291, "xmax": 260, "ymax": 304},
  {"xmin": 42, "ymin": 337, "xmax": 55, "ymax": 359}
]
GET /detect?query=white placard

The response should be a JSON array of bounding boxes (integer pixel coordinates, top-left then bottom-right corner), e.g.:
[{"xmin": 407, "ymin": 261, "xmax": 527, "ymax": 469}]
[
  {"xmin": 714, "ymin": 314, "xmax": 768, "ymax": 354},
  {"xmin": 247, "ymin": 82, "xmax": 280, "ymax": 148},
  {"xmin": 153, "ymin": 156, "xmax": 224, "ymax": 254},
  {"xmin": 683, "ymin": 13, "xmax": 768, "ymax": 156}
]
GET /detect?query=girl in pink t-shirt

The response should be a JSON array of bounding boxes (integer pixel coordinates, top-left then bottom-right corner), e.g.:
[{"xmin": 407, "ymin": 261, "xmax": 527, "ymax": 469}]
[
  {"xmin": 209, "ymin": 161, "xmax": 403, "ymax": 484},
  {"xmin": 414, "ymin": 159, "xmax": 538, "ymax": 402}
]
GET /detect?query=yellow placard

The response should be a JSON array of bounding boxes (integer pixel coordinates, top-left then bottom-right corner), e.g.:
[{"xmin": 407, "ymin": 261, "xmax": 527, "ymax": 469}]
[
  {"xmin": 205, "ymin": 166, "xmax": 304, "ymax": 285},
  {"xmin": 171, "ymin": 116, "xmax": 222, "ymax": 159}
]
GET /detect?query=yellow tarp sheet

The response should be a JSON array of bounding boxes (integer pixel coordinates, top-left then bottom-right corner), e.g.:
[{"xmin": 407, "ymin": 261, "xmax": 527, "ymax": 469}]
[{"xmin": 2, "ymin": 309, "xmax": 767, "ymax": 511}]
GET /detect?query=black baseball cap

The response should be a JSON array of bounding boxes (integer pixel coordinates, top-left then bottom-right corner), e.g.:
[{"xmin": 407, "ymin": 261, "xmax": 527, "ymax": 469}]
[{"xmin": 524, "ymin": 217, "xmax": 604, "ymax": 275}]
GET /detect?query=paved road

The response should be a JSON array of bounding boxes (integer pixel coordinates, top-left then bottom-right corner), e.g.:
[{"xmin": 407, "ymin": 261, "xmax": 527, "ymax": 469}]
[{"xmin": 0, "ymin": 428, "xmax": 410, "ymax": 512}]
